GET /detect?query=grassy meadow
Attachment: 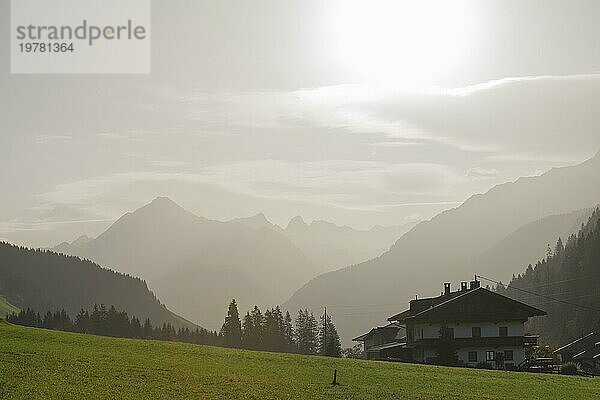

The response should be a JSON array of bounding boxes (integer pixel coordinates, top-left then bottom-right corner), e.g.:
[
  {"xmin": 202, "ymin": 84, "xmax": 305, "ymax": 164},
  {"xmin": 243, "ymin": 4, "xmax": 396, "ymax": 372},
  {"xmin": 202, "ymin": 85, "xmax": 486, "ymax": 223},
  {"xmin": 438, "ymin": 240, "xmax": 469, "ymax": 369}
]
[{"xmin": 0, "ymin": 320, "xmax": 598, "ymax": 400}]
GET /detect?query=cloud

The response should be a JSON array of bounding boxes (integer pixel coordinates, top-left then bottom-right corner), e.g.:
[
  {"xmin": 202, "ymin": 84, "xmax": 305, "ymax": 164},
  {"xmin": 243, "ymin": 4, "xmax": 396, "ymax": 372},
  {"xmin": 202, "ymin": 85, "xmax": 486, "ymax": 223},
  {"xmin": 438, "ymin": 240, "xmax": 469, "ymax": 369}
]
[
  {"xmin": 31, "ymin": 158, "xmax": 466, "ymax": 225},
  {"xmin": 97, "ymin": 130, "xmax": 152, "ymax": 142},
  {"xmin": 466, "ymin": 167, "xmax": 499, "ymax": 179},
  {"xmin": 179, "ymin": 74, "xmax": 600, "ymax": 163},
  {"xmin": 357, "ymin": 74, "xmax": 600, "ymax": 158},
  {"xmin": 34, "ymin": 135, "xmax": 73, "ymax": 145},
  {"xmin": 5, "ymin": 74, "xmax": 599, "ymax": 247},
  {"xmin": 382, "ymin": 163, "xmax": 463, "ymax": 195}
]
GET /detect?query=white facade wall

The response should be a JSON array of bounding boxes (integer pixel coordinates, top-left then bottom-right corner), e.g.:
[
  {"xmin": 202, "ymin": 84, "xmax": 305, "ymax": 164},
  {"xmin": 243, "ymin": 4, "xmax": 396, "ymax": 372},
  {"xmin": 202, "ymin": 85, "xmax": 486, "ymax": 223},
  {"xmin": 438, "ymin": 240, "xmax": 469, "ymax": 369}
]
[
  {"xmin": 411, "ymin": 321, "xmax": 527, "ymax": 368},
  {"xmin": 456, "ymin": 347, "xmax": 526, "ymax": 368}
]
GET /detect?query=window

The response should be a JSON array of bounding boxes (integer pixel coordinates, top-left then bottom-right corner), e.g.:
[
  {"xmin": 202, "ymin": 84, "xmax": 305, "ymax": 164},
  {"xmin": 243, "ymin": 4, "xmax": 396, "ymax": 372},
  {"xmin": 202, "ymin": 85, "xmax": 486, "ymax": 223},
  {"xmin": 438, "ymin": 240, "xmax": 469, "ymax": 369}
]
[
  {"xmin": 468, "ymin": 351, "xmax": 478, "ymax": 362},
  {"xmin": 499, "ymin": 327, "xmax": 508, "ymax": 337},
  {"xmin": 486, "ymin": 351, "xmax": 495, "ymax": 362},
  {"xmin": 504, "ymin": 350, "xmax": 513, "ymax": 361},
  {"xmin": 471, "ymin": 327, "xmax": 481, "ymax": 338}
]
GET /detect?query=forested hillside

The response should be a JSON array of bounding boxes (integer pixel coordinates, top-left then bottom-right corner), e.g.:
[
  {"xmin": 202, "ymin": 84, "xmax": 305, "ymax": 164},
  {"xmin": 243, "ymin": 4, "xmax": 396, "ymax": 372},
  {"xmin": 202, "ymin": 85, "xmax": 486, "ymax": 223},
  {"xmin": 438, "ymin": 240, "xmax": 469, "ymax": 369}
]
[
  {"xmin": 472, "ymin": 208, "xmax": 593, "ymax": 284},
  {"xmin": 0, "ymin": 242, "xmax": 195, "ymax": 329},
  {"xmin": 496, "ymin": 208, "xmax": 600, "ymax": 346}
]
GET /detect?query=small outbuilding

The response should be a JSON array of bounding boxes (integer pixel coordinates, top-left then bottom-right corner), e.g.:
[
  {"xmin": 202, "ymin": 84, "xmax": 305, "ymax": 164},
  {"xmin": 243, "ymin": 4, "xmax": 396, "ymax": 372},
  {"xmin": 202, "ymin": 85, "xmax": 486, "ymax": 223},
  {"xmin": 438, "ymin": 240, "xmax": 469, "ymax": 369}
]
[{"xmin": 554, "ymin": 332, "xmax": 600, "ymax": 374}]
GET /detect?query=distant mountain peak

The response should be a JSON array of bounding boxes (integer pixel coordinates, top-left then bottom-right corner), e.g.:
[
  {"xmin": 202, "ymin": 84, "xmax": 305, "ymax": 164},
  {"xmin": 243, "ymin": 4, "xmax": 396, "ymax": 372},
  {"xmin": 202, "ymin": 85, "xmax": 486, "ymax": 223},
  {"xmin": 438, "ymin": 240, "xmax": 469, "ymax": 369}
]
[
  {"xmin": 149, "ymin": 196, "xmax": 179, "ymax": 208},
  {"xmin": 286, "ymin": 215, "xmax": 307, "ymax": 230},
  {"xmin": 250, "ymin": 212, "xmax": 268, "ymax": 222},
  {"xmin": 135, "ymin": 197, "xmax": 189, "ymax": 216},
  {"xmin": 230, "ymin": 213, "xmax": 276, "ymax": 231},
  {"xmin": 71, "ymin": 235, "xmax": 92, "ymax": 247}
]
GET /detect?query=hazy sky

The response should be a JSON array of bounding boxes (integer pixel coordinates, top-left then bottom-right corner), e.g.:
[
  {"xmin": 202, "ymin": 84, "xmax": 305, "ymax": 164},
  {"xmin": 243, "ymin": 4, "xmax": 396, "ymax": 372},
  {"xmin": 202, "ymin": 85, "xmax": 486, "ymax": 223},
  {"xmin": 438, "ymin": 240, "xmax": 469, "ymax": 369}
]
[{"xmin": 2, "ymin": 0, "xmax": 600, "ymax": 247}]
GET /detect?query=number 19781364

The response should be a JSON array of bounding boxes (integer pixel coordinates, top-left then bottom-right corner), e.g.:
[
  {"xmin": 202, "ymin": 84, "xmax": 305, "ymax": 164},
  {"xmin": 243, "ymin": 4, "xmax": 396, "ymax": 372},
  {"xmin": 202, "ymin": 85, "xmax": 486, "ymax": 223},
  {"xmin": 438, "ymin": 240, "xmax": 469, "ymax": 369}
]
[{"xmin": 19, "ymin": 42, "xmax": 74, "ymax": 53}]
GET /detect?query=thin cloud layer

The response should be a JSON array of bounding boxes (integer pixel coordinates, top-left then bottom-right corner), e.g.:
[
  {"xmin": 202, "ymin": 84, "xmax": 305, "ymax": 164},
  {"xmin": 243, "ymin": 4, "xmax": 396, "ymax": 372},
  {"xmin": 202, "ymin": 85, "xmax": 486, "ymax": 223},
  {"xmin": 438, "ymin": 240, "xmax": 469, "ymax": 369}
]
[{"xmin": 2, "ymin": 74, "xmax": 599, "ymax": 246}]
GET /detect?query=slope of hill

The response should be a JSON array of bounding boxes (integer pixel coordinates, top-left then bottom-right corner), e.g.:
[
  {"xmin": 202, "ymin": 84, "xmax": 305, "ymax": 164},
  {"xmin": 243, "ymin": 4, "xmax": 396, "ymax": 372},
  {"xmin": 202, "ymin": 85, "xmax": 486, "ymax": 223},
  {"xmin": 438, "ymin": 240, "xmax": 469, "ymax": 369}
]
[
  {"xmin": 284, "ymin": 152, "xmax": 600, "ymax": 345},
  {"xmin": 2, "ymin": 321, "xmax": 598, "ymax": 400},
  {"xmin": 153, "ymin": 264, "xmax": 273, "ymax": 330},
  {"xmin": 284, "ymin": 216, "xmax": 412, "ymax": 270},
  {"xmin": 54, "ymin": 197, "xmax": 323, "ymax": 329},
  {"xmin": 55, "ymin": 197, "xmax": 215, "ymax": 281},
  {"xmin": 0, "ymin": 295, "xmax": 18, "ymax": 317},
  {"xmin": 472, "ymin": 208, "xmax": 594, "ymax": 284},
  {"xmin": 497, "ymin": 208, "xmax": 600, "ymax": 346},
  {"xmin": 0, "ymin": 241, "xmax": 195, "ymax": 329},
  {"xmin": 53, "ymin": 234, "xmax": 92, "ymax": 254}
]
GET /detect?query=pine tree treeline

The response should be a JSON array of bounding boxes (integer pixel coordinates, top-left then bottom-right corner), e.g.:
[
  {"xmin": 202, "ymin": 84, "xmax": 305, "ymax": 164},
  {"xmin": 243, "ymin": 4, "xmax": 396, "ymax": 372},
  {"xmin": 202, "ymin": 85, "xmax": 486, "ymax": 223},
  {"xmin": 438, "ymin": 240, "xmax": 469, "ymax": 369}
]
[
  {"xmin": 7, "ymin": 305, "xmax": 220, "ymax": 345},
  {"xmin": 0, "ymin": 241, "xmax": 192, "ymax": 329},
  {"xmin": 7, "ymin": 300, "xmax": 343, "ymax": 357},
  {"xmin": 495, "ymin": 208, "xmax": 600, "ymax": 346},
  {"xmin": 221, "ymin": 299, "xmax": 342, "ymax": 357}
]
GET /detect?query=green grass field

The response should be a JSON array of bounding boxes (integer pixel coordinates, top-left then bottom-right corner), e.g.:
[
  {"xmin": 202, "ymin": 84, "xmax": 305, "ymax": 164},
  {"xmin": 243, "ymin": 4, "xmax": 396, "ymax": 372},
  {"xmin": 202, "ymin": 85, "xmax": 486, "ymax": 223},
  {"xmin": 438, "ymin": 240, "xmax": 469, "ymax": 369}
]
[{"xmin": 0, "ymin": 321, "xmax": 598, "ymax": 400}]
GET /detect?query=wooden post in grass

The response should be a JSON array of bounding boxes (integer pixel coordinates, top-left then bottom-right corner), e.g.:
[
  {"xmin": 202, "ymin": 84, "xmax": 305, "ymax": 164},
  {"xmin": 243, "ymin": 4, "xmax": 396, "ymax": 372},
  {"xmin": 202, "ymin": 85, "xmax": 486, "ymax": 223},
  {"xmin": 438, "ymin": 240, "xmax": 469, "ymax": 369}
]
[{"xmin": 331, "ymin": 369, "xmax": 338, "ymax": 385}]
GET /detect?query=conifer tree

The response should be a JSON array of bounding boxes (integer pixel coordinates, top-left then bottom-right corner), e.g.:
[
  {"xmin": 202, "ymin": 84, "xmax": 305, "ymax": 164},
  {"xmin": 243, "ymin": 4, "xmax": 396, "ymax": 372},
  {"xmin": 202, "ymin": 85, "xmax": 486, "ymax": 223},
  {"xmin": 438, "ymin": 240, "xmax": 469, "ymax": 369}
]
[
  {"xmin": 263, "ymin": 309, "xmax": 276, "ymax": 350},
  {"xmin": 242, "ymin": 311, "xmax": 259, "ymax": 350},
  {"xmin": 220, "ymin": 299, "xmax": 242, "ymax": 348},
  {"xmin": 250, "ymin": 305, "xmax": 265, "ymax": 349},
  {"xmin": 318, "ymin": 313, "xmax": 342, "ymax": 357},
  {"xmin": 273, "ymin": 306, "xmax": 285, "ymax": 351},
  {"xmin": 74, "ymin": 309, "xmax": 90, "ymax": 333},
  {"xmin": 295, "ymin": 309, "xmax": 318, "ymax": 355},
  {"xmin": 143, "ymin": 318, "xmax": 153, "ymax": 338},
  {"xmin": 283, "ymin": 310, "xmax": 295, "ymax": 352}
]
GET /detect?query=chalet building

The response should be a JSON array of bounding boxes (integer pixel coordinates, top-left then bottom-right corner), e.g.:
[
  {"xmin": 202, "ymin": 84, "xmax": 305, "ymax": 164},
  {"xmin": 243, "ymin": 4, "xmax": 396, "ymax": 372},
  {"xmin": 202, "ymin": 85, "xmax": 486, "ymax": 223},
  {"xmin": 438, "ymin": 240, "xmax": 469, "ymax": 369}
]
[
  {"xmin": 554, "ymin": 332, "xmax": 600, "ymax": 374},
  {"xmin": 354, "ymin": 279, "xmax": 546, "ymax": 369}
]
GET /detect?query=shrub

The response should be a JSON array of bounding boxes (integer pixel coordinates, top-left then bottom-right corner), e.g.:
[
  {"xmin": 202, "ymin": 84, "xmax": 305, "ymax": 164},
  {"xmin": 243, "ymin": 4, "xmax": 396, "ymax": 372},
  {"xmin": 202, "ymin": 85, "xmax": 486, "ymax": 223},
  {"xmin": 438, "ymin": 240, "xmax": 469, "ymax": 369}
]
[
  {"xmin": 476, "ymin": 362, "xmax": 494, "ymax": 370},
  {"xmin": 560, "ymin": 362, "xmax": 580, "ymax": 375}
]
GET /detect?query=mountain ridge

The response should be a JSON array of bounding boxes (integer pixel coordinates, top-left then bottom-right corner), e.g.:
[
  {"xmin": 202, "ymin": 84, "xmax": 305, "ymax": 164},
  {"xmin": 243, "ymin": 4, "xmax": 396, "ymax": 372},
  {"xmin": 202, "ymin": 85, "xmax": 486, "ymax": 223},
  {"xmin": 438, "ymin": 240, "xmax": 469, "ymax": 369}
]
[
  {"xmin": 284, "ymin": 152, "xmax": 600, "ymax": 345},
  {"xmin": 52, "ymin": 198, "xmax": 323, "ymax": 329}
]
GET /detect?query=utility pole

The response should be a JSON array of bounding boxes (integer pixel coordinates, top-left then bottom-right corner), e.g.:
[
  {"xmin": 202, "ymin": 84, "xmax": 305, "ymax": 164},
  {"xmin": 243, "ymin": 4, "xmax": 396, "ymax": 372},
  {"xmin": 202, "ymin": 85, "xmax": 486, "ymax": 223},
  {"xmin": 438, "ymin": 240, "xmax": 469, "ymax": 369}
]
[{"xmin": 323, "ymin": 306, "xmax": 327, "ymax": 356}]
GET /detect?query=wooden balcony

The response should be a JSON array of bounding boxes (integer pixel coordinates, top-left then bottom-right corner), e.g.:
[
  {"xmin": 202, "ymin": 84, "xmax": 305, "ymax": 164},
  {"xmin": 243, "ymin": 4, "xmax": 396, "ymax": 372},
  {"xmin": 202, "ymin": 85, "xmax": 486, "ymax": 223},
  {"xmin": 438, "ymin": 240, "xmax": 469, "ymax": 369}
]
[{"xmin": 412, "ymin": 335, "xmax": 539, "ymax": 348}]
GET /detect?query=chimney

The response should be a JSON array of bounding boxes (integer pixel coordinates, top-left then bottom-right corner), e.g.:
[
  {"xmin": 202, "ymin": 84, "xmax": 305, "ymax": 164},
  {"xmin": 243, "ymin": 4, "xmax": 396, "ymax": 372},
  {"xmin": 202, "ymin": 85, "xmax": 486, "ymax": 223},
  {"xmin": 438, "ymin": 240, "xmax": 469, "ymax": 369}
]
[
  {"xmin": 461, "ymin": 281, "xmax": 468, "ymax": 291},
  {"xmin": 444, "ymin": 282, "xmax": 451, "ymax": 296}
]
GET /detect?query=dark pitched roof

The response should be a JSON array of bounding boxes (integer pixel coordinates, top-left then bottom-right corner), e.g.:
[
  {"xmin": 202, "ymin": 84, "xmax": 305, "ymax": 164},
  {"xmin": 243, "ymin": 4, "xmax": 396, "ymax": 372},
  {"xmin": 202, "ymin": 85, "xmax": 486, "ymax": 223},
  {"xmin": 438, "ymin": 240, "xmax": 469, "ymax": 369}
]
[
  {"xmin": 554, "ymin": 332, "xmax": 600, "ymax": 359},
  {"xmin": 352, "ymin": 322, "xmax": 402, "ymax": 342},
  {"xmin": 388, "ymin": 287, "xmax": 546, "ymax": 323},
  {"xmin": 388, "ymin": 288, "xmax": 472, "ymax": 322}
]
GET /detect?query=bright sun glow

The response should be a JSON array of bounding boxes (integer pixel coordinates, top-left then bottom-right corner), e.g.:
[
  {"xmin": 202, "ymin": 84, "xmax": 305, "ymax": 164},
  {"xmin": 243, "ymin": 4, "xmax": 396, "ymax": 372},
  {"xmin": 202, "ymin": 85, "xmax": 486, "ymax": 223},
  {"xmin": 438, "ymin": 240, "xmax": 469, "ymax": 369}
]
[{"xmin": 328, "ymin": 0, "xmax": 479, "ymax": 86}]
